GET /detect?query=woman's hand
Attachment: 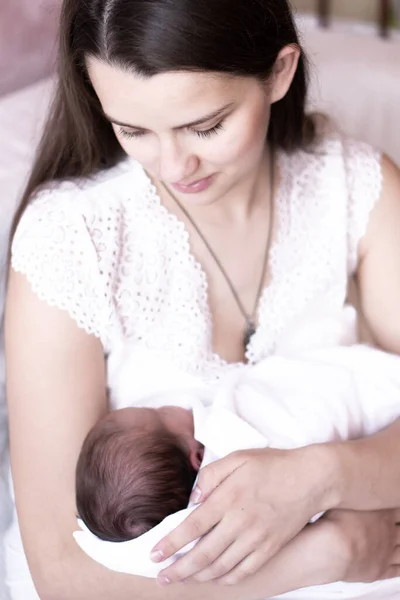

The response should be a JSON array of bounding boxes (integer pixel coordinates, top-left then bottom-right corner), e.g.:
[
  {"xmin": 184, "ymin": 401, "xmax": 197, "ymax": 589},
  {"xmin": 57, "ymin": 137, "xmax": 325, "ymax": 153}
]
[
  {"xmin": 324, "ymin": 508, "xmax": 400, "ymax": 583},
  {"xmin": 255, "ymin": 508, "xmax": 400, "ymax": 594},
  {"xmin": 151, "ymin": 446, "xmax": 334, "ymax": 585}
]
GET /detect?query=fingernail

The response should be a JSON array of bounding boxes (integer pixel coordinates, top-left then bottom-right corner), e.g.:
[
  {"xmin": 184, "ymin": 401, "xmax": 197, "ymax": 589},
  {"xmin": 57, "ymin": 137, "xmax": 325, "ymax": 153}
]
[
  {"xmin": 190, "ymin": 486, "xmax": 202, "ymax": 504},
  {"xmin": 150, "ymin": 550, "xmax": 164, "ymax": 563},
  {"xmin": 157, "ymin": 576, "xmax": 171, "ymax": 586}
]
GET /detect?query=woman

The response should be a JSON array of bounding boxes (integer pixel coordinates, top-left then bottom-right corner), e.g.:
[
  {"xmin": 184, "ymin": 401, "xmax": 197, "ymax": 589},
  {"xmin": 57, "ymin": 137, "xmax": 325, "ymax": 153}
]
[{"xmin": 4, "ymin": 0, "xmax": 400, "ymax": 598}]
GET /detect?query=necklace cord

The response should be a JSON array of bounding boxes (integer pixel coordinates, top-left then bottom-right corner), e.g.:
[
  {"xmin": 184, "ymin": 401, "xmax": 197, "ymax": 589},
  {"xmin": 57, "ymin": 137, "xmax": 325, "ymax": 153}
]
[{"xmin": 161, "ymin": 147, "xmax": 275, "ymax": 347}]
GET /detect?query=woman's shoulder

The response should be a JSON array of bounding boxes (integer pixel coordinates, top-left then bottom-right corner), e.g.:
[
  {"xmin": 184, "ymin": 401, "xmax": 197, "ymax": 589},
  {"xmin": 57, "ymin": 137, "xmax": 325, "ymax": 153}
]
[
  {"xmin": 10, "ymin": 158, "xmax": 148, "ymax": 347},
  {"xmin": 287, "ymin": 122, "xmax": 381, "ymax": 169},
  {"xmin": 280, "ymin": 128, "xmax": 382, "ymax": 210},
  {"xmin": 280, "ymin": 127, "xmax": 384, "ymax": 275},
  {"xmin": 18, "ymin": 156, "xmax": 147, "ymax": 223},
  {"xmin": 12, "ymin": 156, "xmax": 150, "ymax": 269},
  {"xmin": 282, "ymin": 128, "xmax": 382, "ymax": 210},
  {"xmin": 315, "ymin": 131, "xmax": 382, "ymax": 192}
]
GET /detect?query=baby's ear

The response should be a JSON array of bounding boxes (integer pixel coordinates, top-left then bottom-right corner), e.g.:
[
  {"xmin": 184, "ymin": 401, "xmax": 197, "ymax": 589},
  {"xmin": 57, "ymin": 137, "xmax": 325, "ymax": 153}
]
[{"xmin": 189, "ymin": 440, "xmax": 204, "ymax": 470}]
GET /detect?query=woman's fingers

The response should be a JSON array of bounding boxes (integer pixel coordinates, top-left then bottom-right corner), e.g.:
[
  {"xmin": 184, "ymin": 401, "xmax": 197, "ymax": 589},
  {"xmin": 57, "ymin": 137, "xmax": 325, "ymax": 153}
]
[
  {"xmin": 380, "ymin": 565, "xmax": 400, "ymax": 580},
  {"xmin": 191, "ymin": 451, "xmax": 247, "ymax": 503},
  {"xmin": 392, "ymin": 545, "xmax": 400, "ymax": 565},
  {"xmin": 215, "ymin": 542, "xmax": 276, "ymax": 586},
  {"xmin": 379, "ymin": 534, "xmax": 400, "ymax": 580},
  {"xmin": 152, "ymin": 465, "xmax": 252, "ymax": 570},
  {"xmin": 151, "ymin": 503, "xmax": 220, "ymax": 563},
  {"xmin": 157, "ymin": 520, "xmax": 238, "ymax": 583},
  {"xmin": 396, "ymin": 523, "xmax": 400, "ymax": 546},
  {"xmin": 152, "ymin": 464, "xmax": 242, "ymax": 562},
  {"xmin": 193, "ymin": 530, "xmax": 270, "ymax": 583}
]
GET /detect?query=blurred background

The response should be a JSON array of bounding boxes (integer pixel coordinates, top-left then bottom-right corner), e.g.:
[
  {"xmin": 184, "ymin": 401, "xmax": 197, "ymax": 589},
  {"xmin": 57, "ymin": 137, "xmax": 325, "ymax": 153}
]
[
  {"xmin": 296, "ymin": 0, "xmax": 400, "ymax": 22},
  {"xmin": 0, "ymin": 0, "xmax": 399, "ymax": 97},
  {"xmin": 0, "ymin": 2, "xmax": 399, "ymax": 600}
]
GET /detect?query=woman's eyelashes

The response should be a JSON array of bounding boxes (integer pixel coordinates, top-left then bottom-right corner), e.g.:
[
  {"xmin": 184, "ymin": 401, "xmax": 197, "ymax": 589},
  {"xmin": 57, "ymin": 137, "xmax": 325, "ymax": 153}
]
[
  {"xmin": 194, "ymin": 121, "xmax": 225, "ymax": 138},
  {"xmin": 118, "ymin": 121, "xmax": 225, "ymax": 140},
  {"xmin": 118, "ymin": 128, "xmax": 143, "ymax": 140}
]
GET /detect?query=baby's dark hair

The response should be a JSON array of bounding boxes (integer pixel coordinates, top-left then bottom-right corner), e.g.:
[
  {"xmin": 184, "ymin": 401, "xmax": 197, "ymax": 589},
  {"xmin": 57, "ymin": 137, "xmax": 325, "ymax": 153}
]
[{"xmin": 76, "ymin": 417, "xmax": 197, "ymax": 542}]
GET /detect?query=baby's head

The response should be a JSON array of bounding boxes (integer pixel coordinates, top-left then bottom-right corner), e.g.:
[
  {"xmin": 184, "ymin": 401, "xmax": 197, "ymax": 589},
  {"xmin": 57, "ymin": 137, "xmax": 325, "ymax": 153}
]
[{"xmin": 76, "ymin": 406, "xmax": 203, "ymax": 542}]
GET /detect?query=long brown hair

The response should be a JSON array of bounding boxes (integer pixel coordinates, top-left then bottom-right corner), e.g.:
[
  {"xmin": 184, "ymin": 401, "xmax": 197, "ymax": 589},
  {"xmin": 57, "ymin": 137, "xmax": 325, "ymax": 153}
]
[{"xmin": 11, "ymin": 0, "xmax": 316, "ymax": 237}]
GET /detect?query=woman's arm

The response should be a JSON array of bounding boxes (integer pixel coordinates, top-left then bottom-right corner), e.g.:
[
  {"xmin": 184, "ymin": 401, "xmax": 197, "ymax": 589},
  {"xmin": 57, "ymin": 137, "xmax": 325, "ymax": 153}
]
[
  {"xmin": 325, "ymin": 154, "xmax": 400, "ymax": 512},
  {"xmin": 5, "ymin": 270, "xmax": 346, "ymax": 600},
  {"xmin": 61, "ymin": 518, "xmax": 350, "ymax": 600}
]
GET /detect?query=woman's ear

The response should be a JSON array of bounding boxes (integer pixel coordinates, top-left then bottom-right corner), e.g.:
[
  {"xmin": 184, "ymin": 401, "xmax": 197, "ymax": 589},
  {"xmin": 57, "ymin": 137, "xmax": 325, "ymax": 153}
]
[{"xmin": 270, "ymin": 45, "xmax": 301, "ymax": 104}]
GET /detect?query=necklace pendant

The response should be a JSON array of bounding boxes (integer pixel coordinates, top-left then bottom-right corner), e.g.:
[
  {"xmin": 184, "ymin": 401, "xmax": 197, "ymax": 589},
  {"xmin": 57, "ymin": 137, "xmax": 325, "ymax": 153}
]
[{"xmin": 244, "ymin": 320, "xmax": 256, "ymax": 349}]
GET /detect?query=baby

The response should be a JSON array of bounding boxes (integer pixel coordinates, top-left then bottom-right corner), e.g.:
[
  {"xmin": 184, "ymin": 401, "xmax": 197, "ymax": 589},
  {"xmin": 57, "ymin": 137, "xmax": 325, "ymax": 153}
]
[
  {"xmin": 76, "ymin": 339, "xmax": 400, "ymax": 545},
  {"xmin": 75, "ymin": 405, "xmax": 204, "ymax": 542},
  {"xmin": 73, "ymin": 307, "xmax": 400, "ymax": 581}
]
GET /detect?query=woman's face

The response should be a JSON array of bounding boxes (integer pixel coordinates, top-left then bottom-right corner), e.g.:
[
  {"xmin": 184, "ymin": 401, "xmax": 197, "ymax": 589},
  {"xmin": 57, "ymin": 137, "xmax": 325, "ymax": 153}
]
[{"xmin": 87, "ymin": 59, "xmax": 272, "ymax": 207}]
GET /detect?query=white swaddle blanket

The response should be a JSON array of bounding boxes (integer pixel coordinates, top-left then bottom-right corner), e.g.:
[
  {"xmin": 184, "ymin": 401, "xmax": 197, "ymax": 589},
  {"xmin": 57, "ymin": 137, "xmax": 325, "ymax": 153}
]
[{"xmin": 74, "ymin": 307, "xmax": 400, "ymax": 594}]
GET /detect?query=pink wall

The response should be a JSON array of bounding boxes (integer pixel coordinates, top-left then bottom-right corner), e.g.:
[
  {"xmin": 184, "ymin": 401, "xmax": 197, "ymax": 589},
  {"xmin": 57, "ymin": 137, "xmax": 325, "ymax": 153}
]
[{"xmin": 0, "ymin": 0, "xmax": 61, "ymax": 97}]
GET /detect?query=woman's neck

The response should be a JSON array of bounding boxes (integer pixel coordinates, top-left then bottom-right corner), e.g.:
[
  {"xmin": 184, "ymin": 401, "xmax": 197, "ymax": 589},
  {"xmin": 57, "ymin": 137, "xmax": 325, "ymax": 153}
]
[{"xmin": 218, "ymin": 149, "xmax": 273, "ymax": 225}]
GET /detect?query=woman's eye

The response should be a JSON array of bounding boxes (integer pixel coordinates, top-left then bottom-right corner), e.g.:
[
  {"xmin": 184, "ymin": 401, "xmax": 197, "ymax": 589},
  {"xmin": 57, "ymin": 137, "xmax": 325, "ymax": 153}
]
[
  {"xmin": 118, "ymin": 121, "xmax": 225, "ymax": 140},
  {"xmin": 118, "ymin": 128, "xmax": 145, "ymax": 140},
  {"xmin": 194, "ymin": 122, "xmax": 224, "ymax": 139}
]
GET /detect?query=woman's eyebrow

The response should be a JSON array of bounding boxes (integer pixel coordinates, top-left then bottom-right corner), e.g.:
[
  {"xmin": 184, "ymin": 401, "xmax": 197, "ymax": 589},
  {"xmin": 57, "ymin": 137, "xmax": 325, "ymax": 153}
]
[{"xmin": 104, "ymin": 102, "xmax": 235, "ymax": 131}]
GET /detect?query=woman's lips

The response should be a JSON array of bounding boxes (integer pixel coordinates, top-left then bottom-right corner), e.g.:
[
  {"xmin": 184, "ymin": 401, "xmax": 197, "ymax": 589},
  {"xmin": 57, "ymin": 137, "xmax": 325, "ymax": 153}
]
[{"xmin": 171, "ymin": 174, "xmax": 214, "ymax": 194}]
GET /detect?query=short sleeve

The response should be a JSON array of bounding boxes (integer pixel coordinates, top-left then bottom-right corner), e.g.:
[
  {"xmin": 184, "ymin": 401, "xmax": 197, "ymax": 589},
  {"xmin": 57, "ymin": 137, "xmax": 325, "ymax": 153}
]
[
  {"xmin": 11, "ymin": 188, "xmax": 108, "ymax": 345},
  {"xmin": 345, "ymin": 140, "xmax": 383, "ymax": 274}
]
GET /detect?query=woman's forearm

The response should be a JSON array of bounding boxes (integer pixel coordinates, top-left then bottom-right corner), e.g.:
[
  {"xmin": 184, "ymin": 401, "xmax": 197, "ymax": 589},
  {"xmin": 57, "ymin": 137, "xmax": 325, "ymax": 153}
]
[
  {"xmin": 42, "ymin": 524, "xmax": 342, "ymax": 600},
  {"xmin": 320, "ymin": 418, "xmax": 400, "ymax": 511}
]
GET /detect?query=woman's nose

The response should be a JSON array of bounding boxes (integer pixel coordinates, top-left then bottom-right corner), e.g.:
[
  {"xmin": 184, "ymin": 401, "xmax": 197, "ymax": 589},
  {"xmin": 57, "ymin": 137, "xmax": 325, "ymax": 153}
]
[{"xmin": 158, "ymin": 136, "xmax": 198, "ymax": 183}]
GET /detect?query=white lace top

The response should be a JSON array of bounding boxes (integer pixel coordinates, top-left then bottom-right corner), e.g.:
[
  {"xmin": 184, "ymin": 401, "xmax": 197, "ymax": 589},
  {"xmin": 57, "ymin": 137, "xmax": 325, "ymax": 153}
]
[{"xmin": 11, "ymin": 136, "xmax": 382, "ymax": 401}]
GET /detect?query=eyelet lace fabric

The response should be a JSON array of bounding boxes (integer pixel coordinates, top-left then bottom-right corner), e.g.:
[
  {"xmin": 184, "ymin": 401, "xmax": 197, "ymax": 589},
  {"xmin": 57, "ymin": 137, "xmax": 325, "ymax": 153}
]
[{"xmin": 11, "ymin": 136, "xmax": 382, "ymax": 385}]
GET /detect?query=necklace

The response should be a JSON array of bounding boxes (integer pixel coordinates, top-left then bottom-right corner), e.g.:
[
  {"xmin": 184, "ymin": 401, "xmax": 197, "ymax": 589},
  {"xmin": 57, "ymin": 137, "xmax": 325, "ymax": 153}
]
[{"xmin": 161, "ymin": 149, "xmax": 275, "ymax": 352}]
